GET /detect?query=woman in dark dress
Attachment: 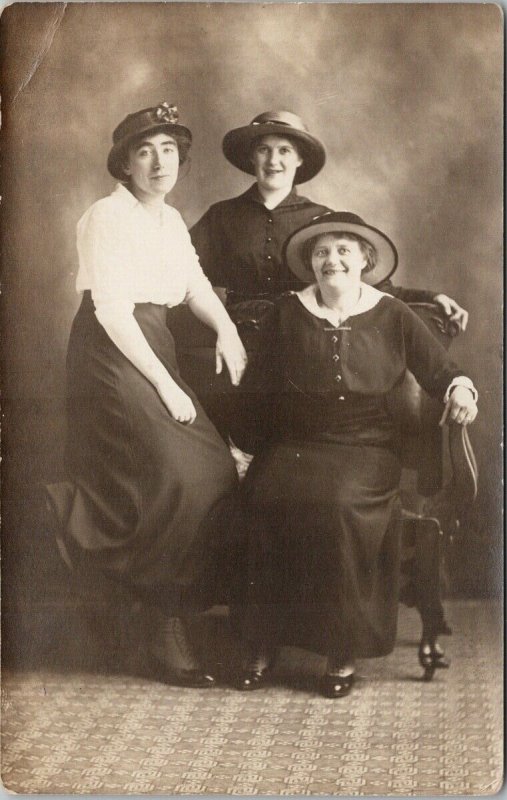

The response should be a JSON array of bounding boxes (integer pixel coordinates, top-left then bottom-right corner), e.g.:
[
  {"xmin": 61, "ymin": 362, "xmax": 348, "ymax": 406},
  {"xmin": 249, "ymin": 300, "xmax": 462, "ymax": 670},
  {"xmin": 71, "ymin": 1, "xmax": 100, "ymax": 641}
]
[
  {"xmin": 46, "ymin": 103, "xmax": 247, "ymax": 687},
  {"xmin": 231, "ymin": 211, "xmax": 477, "ymax": 698},
  {"xmin": 182, "ymin": 110, "xmax": 468, "ymax": 445}
]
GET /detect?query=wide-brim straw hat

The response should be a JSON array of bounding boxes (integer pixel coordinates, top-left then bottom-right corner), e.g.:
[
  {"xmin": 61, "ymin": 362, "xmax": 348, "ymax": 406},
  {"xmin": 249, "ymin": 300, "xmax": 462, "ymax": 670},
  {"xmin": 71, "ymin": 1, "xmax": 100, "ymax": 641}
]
[
  {"xmin": 107, "ymin": 102, "xmax": 192, "ymax": 181},
  {"xmin": 222, "ymin": 110, "xmax": 326, "ymax": 184},
  {"xmin": 284, "ymin": 211, "xmax": 398, "ymax": 285}
]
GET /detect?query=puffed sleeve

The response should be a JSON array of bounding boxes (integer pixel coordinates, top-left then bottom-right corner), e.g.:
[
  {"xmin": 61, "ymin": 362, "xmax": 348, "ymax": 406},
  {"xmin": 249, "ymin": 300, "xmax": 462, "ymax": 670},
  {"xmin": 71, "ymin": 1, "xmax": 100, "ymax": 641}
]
[
  {"xmin": 190, "ymin": 205, "xmax": 228, "ymax": 287},
  {"xmin": 77, "ymin": 202, "xmax": 135, "ymax": 323},
  {"xmin": 399, "ymin": 302, "xmax": 472, "ymax": 400}
]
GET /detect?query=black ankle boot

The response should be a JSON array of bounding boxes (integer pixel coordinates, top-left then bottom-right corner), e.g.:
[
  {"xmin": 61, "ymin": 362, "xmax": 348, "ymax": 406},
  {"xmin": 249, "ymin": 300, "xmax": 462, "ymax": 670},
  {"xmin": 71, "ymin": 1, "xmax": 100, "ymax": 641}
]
[{"xmin": 149, "ymin": 615, "xmax": 216, "ymax": 688}]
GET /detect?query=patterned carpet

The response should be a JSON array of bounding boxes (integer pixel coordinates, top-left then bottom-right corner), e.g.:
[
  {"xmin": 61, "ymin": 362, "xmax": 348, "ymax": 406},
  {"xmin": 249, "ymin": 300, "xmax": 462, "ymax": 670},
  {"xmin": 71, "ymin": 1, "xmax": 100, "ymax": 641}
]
[{"xmin": 1, "ymin": 600, "xmax": 503, "ymax": 795}]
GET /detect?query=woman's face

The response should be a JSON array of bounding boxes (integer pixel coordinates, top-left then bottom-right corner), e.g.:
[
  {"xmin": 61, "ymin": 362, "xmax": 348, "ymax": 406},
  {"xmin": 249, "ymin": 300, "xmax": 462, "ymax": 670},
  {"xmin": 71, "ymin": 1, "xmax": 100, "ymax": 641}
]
[
  {"xmin": 250, "ymin": 135, "xmax": 303, "ymax": 193},
  {"xmin": 124, "ymin": 132, "xmax": 179, "ymax": 201},
  {"xmin": 310, "ymin": 234, "xmax": 367, "ymax": 292}
]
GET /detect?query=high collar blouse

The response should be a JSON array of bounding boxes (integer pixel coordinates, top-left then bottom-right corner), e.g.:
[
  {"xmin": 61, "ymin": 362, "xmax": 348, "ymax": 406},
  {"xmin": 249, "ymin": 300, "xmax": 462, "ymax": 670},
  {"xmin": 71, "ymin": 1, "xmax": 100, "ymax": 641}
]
[{"xmin": 76, "ymin": 183, "xmax": 212, "ymax": 320}]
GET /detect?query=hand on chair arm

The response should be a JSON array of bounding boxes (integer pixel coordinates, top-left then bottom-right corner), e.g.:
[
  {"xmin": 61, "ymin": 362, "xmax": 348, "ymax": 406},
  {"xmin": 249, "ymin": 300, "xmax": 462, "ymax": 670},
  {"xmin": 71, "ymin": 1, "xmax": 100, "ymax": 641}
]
[
  {"xmin": 432, "ymin": 294, "xmax": 469, "ymax": 331},
  {"xmin": 439, "ymin": 379, "xmax": 478, "ymax": 427}
]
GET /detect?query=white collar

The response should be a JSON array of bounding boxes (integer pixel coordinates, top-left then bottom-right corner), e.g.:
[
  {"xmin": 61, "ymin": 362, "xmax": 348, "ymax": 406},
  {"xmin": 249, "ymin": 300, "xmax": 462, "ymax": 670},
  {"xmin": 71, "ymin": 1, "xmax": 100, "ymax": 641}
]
[
  {"xmin": 112, "ymin": 182, "xmax": 139, "ymax": 208},
  {"xmin": 112, "ymin": 182, "xmax": 172, "ymax": 223},
  {"xmin": 295, "ymin": 282, "xmax": 386, "ymax": 327}
]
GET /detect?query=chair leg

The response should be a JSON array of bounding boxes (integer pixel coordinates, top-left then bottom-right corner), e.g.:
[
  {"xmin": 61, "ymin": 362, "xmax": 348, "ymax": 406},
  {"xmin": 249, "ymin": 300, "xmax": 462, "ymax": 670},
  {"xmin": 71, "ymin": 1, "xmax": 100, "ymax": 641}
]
[
  {"xmin": 418, "ymin": 635, "xmax": 450, "ymax": 682},
  {"xmin": 402, "ymin": 516, "xmax": 451, "ymax": 680}
]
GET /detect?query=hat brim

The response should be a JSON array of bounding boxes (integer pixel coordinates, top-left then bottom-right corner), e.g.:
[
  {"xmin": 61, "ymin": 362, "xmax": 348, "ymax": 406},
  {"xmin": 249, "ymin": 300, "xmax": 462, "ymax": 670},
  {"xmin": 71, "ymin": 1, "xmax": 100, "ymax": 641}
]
[
  {"xmin": 284, "ymin": 220, "xmax": 398, "ymax": 286},
  {"xmin": 107, "ymin": 122, "xmax": 192, "ymax": 181},
  {"xmin": 222, "ymin": 123, "xmax": 326, "ymax": 184}
]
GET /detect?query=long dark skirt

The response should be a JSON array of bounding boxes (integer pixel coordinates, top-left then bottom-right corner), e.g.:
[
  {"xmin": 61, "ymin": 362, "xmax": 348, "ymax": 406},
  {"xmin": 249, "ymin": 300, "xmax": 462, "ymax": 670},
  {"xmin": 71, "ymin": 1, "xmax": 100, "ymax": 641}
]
[
  {"xmin": 47, "ymin": 293, "xmax": 238, "ymax": 608},
  {"xmin": 239, "ymin": 437, "xmax": 402, "ymax": 660}
]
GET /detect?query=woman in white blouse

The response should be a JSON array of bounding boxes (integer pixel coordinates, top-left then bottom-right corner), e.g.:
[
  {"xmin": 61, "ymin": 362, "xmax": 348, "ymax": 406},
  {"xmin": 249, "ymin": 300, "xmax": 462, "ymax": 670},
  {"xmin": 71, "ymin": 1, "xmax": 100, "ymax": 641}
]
[{"xmin": 47, "ymin": 103, "xmax": 247, "ymax": 688}]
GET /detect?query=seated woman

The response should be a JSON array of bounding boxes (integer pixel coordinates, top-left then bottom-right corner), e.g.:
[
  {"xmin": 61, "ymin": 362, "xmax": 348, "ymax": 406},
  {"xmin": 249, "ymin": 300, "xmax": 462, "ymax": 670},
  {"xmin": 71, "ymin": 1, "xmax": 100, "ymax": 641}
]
[
  {"xmin": 230, "ymin": 211, "xmax": 477, "ymax": 698},
  {"xmin": 46, "ymin": 103, "xmax": 247, "ymax": 688}
]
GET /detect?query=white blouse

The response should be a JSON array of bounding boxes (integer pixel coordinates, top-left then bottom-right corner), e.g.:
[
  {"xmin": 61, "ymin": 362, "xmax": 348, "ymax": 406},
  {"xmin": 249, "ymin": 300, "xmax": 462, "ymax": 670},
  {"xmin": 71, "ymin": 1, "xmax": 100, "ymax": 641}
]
[
  {"xmin": 75, "ymin": 184, "xmax": 214, "ymax": 385},
  {"xmin": 76, "ymin": 183, "xmax": 212, "ymax": 316}
]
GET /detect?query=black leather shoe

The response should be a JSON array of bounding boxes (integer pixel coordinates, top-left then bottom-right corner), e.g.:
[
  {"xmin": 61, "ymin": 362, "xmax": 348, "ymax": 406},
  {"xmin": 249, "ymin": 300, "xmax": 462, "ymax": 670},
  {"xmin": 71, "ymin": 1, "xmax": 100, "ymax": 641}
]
[
  {"xmin": 235, "ymin": 648, "xmax": 275, "ymax": 691},
  {"xmin": 168, "ymin": 668, "xmax": 216, "ymax": 689},
  {"xmin": 319, "ymin": 671, "xmax": 355, "ymax": 699},
  {"xmin": 149, "ymin": 615, "xmax": 216, "ymax": 688}
]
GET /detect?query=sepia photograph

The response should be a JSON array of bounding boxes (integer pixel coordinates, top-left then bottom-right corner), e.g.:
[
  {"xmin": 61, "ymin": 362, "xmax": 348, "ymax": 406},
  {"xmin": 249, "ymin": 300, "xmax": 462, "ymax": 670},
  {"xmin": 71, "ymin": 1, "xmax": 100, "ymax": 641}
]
[{"xmin": 1, "ymin": 2, "xmax": 503, "ymax": 795}]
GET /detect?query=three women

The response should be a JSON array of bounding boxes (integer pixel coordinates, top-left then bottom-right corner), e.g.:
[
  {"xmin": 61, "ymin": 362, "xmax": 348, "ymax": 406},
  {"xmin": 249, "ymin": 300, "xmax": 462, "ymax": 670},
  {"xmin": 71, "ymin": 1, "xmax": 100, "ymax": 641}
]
[{"xmin": 51, "ymin": 102, "xmax": 477, "ymax": 698}]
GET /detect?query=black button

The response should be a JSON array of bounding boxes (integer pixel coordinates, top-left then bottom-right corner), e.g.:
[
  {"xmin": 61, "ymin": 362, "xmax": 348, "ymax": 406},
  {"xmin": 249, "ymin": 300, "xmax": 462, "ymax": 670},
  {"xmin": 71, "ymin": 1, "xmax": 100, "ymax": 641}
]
[
  {"xmin": 335, "ymin": 375, "xmax": 342, "ymax": 382},
  {"xmin": 266, "ymin": 237, "xmax": 272, "ymax": 242},
  {"xmin": 338, "ymin": 396, "xmax": 345, "ymax": 401},
  {"xmin": 267, "ymin": 256, "xmax": 272, "ymax": 260},
  {"xmin": 333, "ymin": 354, "xmax": 340, "ymax": 362},
  {"xmin": 332, "ymin": 335, "xmax": 338, "ymax": 343}
]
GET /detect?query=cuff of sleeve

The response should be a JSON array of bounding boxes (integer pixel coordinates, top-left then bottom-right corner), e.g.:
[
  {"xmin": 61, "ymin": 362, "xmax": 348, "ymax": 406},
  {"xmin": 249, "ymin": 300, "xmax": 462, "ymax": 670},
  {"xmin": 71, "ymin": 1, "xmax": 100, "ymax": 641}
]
[{"xmin": 444, "ymin": 376, "xmax": 478, "ymax": 403}]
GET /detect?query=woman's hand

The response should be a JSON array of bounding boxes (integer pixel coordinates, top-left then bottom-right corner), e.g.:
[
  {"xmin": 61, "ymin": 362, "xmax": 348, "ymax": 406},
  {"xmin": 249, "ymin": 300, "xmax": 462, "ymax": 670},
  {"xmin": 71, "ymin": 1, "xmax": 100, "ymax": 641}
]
[
  {"xmin": 433, "ymin": 294, "xmax": 469, "ymax": 332},
  {"xmin": 439, "ymin": 386, "xmax": 477, "ymax": 427},
  {"xmin": 156, "ymin": 376, "xmax": 197, "ymax": 424},
  {"xmin": 216, "ymin": 325, "xmax": 248, "ymax": 386}
]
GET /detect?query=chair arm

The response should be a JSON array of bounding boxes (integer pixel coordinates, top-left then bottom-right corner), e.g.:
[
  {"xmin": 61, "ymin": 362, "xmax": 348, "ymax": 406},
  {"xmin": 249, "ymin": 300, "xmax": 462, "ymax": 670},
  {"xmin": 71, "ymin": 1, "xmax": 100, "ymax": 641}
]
[
  {"xmin": 448, "ymin": 420, "xmax": 479, "ymax": 505},
  {"xmin": 407, "ymin": 302, "xmax": 460, "ymax": 342}
]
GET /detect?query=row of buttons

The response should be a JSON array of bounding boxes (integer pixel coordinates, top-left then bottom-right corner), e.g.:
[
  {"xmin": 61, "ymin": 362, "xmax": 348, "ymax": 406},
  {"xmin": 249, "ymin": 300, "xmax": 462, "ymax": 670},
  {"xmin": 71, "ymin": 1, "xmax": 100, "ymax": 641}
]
[
  {"xmin": 264, "ymin": 217, "xmax": 274, "ymax": 282},
  {"xmin": 331, "ymin": 332, "xmax": 345, "ymax": 400}
]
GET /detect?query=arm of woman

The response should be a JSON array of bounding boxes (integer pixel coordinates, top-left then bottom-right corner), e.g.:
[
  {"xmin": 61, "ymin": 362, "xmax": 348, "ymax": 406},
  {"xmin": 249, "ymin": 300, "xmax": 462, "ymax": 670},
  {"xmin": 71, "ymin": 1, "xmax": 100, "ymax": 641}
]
[
  {"xmin": 399, "ymin": 302, "xmax": 477, "ymax": 425},
  {"xmin": 78, "ymin": 204, "xmax": 197, "ymax": 424},
  {"xmin": 178, "ymin": 214, "xmax": 247, "ymax": 386},
  {"xmin": 186, "ymin": 291, "xmax": 247, "ymax": 386},
  {"xmin": 378, "ymin": 279, "xmax": 469, "ymax": 331}
]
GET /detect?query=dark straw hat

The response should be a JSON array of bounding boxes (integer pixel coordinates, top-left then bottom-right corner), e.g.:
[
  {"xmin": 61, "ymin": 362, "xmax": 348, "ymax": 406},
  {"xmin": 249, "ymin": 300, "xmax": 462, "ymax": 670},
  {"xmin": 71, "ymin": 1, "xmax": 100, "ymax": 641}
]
[
  {"xmin": 284, "ymin": 211, "xmax": 398, "ymax": 285},
  {"xmin": 222, "ymin": 110, "xmax": 326, "ymax": 184},
  {"xmin": 107, "ymin": 102, "xmax": 192, "ymax": 181}
]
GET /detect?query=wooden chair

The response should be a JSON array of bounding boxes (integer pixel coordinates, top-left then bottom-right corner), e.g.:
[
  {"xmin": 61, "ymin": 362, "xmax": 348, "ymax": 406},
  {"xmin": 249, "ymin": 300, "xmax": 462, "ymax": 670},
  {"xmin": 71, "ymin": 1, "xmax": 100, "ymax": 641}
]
[{"xmin": 391, "ymin": 302, "xmax": 478, "ymax": 679}]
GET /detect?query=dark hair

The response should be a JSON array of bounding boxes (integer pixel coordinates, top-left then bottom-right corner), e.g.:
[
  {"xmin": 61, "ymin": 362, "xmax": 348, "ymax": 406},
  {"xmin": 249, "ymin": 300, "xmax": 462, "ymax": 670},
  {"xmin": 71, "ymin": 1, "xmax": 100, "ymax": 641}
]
[
  {"xmin": 120, "ymin": 128, "xmax": 192, "ymax": 180},
  {"xmin": 302, "ymin": 231, "xmax": 377, "ymax": 274}
]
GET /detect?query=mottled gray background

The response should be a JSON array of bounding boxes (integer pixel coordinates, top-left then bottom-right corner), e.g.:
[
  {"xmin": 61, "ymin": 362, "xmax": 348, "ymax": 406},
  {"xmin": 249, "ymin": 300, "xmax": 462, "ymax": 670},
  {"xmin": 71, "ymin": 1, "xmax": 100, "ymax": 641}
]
[{"xmin": 1, "ymin": 3, "xmax": 503, "ymax": 612}]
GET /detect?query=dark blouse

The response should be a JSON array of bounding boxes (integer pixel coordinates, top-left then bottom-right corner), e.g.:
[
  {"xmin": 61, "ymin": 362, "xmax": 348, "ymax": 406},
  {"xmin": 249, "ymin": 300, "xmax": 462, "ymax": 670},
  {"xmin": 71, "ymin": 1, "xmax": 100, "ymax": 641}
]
[
  {"xmin": 190, "ymin": 184, "xmax": 435, "ymax": 303},
  {"xmin": 231, "ymin": 292, "xmax": 463, "ymax": 453}
]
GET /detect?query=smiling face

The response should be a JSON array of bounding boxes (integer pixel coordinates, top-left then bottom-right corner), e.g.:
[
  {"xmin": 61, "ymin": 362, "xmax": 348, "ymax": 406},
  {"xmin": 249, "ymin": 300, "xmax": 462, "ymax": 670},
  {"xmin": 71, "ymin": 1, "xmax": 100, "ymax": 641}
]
[
  {"xmin": 123, "ymin": 132, "xmax": 180, "ymax": 202},
  {"xmin": 310, "ymin": 233, "xmax": 368, "ymax": 292},
  {"xmin": 250, "ymin": 135, "xmax": 303, "ymax": 194}
]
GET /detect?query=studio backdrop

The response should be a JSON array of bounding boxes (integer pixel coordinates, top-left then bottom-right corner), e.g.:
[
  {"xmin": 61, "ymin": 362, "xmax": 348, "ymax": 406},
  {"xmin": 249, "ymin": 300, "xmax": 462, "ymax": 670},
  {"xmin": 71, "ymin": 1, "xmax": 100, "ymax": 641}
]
[{"xmin": 1, "ymin": 3, "xmax": 503, "ymax": 618}]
